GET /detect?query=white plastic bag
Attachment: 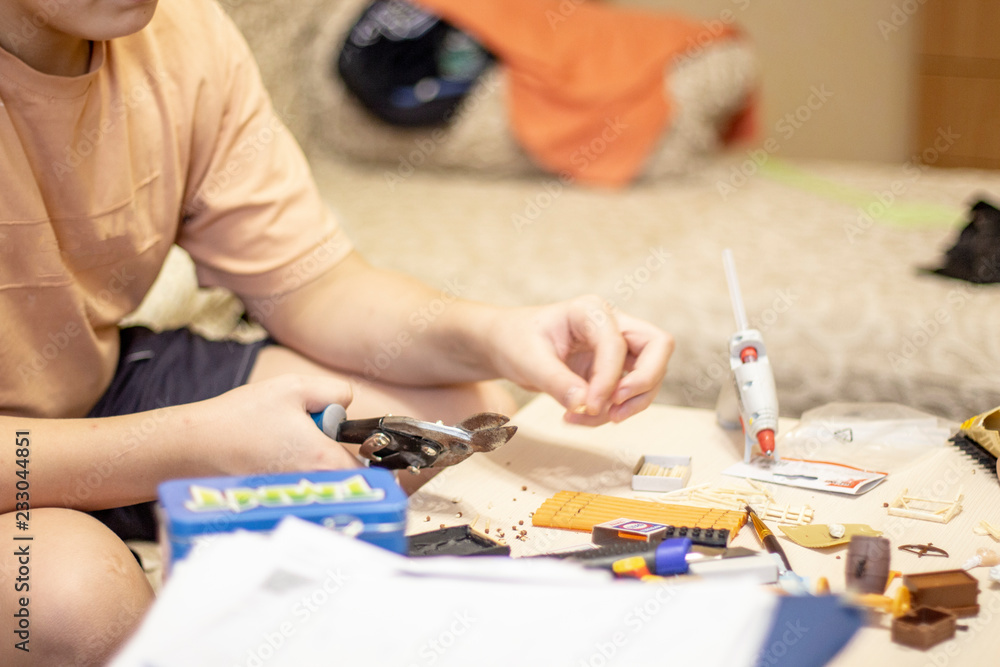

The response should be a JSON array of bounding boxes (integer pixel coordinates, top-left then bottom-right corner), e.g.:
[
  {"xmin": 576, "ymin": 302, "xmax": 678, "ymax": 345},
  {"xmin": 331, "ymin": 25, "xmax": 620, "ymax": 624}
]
[{"xmin": 776, "ymin": 403, "xmax": 957, "ymax": 474}]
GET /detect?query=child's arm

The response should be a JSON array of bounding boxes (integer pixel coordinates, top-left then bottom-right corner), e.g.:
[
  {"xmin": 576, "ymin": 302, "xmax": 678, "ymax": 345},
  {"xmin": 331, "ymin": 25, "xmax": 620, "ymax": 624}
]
[
  {"xmin": 0, "ymin": 374, "xmax": 355, "ymax": 514},
  {"xmin": 244, "ymin": 252, "xmax": 674, "ymax": 426}
]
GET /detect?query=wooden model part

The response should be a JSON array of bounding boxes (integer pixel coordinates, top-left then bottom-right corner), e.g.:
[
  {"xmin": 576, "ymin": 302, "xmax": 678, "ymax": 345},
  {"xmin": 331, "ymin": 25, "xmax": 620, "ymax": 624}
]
[
  {"xmin": 631, "ymin": 455, "xmax": 691, "ymax": 493},
  {"xmin": 903, "ymin": 569, "xmax": 980, "ymax": 618},
  {"xmin": 973, "ymin": 520, "xmax": 1000, "ymax": 541},
  {"xmin": 531, "ymin": 490, "xmax": 747, "ymax": 538},
  {"xmin": 891, "ymin": 607, "xmax": 956, "ymax": 650},
  {"xmin": 636, "ymin": 461, "xmax": 688, "ymax": 478},
  {"xmin": 886, "ymin": 488, "xmax": 963, "ymax": 524},
  {"xmin": 845, "ymin": 535, "xmax": 892, "ymax": 594},
  {"xmin": 661, "ymin": 480, "xmax": 814, "ymax": 525},
  {"xmin": 755, "ymin": 500, "xmax": 814, "ymax": 525},
  {"xmin": 662, "ymin": 481, "xmax": 771, "ymax": 507}
]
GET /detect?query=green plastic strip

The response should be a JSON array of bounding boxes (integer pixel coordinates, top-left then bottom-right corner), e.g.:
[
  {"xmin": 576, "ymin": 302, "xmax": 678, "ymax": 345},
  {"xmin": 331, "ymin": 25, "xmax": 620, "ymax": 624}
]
[{"xmin": 758, "ymin": 158, "xmax": 964, "ymax": 228}]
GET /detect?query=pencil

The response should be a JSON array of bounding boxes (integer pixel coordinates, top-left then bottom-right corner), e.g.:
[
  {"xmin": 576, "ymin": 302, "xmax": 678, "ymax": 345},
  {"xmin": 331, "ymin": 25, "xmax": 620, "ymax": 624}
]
[{"xmin": 745, "ymin": 504, "xmax": 792, "ymax": 572}]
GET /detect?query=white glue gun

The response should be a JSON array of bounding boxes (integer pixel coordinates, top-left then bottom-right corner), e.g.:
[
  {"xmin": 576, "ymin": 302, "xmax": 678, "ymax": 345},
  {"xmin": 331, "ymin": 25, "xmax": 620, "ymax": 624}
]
[{"xmin": 715, "ymin": 249, "xmax": 780, "ymax": 463}]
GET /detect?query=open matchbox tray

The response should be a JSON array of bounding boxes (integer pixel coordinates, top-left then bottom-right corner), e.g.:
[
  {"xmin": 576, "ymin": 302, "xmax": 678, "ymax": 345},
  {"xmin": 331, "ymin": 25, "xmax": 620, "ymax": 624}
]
[{"xmin": 631, "ymin": 455, "xmax": 692, "ymax": 493}]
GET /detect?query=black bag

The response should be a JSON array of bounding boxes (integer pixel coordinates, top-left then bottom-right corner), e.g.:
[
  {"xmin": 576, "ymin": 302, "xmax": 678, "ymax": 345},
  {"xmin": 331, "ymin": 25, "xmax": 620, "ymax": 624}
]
[
  {"xmin": 928, "ymin": 198, "xmax": 1000, "ymax": 284},
  {"xmin": 336, "ymin": 0, "xmax": 493, "ymax": 127}
]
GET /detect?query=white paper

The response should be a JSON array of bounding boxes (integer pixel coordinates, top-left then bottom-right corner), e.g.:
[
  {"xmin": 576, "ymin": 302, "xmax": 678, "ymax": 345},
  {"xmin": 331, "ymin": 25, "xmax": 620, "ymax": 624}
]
[
  {"xmin": 112, "ymin": 518, "xmax": 779, "ymax": 667},
  {"xmin": 723, "ymin": 457, "xmax": 888, "ymax": 495}
]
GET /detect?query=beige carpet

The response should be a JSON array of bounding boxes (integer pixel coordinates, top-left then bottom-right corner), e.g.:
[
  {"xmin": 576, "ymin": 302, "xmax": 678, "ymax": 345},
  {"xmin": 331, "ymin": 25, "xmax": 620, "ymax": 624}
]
[
  {"xmin": 125, "ymin": 0, "xmax": 1000, "ymax": 425},
  {"xmin": 306, "ymin": 152, "xmax": 1000, "ymax": 423}
]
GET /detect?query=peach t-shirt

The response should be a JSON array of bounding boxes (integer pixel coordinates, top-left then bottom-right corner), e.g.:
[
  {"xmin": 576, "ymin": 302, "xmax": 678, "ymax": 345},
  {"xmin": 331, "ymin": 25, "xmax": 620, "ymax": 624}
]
[{"xmin": 0, "ymin": 0, "xmax": 352, "ymax": 418}]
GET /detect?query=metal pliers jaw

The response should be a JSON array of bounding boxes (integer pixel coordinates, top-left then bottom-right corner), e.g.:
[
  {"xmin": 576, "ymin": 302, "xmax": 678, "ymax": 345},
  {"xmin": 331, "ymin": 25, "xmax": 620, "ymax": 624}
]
[{"xmin": 313, "ymin": 406, "xmax": 517, "ymax": 473}]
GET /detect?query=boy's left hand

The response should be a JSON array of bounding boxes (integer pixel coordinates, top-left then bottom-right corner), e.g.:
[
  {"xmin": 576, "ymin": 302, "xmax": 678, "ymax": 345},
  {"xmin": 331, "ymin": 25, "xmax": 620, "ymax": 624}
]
[{"xmin": 485, "ymin": 296, "xmax": 673, "ymax": 425}]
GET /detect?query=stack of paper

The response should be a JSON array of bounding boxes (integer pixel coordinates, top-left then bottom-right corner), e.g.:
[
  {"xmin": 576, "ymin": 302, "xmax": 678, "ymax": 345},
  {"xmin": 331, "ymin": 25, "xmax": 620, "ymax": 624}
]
[{"xmin": 112, "ymin": 518, "xmax": 778, "ymax": 666}]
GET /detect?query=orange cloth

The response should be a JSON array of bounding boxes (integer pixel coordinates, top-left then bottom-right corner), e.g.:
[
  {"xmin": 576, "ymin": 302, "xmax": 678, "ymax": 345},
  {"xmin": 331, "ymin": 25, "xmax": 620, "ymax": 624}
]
[
  {"xmin": 415, "ymin": 0, "xmax": 748, "ymax": 187},
  {"xmin": 0, "ymin": 0, "xmax": 351, "ymax": 418}
]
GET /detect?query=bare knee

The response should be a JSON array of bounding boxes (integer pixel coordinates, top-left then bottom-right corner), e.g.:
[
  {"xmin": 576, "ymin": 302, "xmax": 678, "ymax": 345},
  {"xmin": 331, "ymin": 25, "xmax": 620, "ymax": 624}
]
[{"xmin": 0, "ymin": 508, "xmax": 154, "ymax": 666}]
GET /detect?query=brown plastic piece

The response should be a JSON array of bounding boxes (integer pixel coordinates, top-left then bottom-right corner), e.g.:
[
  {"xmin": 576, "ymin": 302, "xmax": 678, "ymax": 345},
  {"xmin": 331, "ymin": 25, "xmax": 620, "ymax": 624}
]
[
  {"xmin": 903, "ymin": 569, "xmax": 980, "ymax": 618},
  {"xmin": 846, "ymin": 535, "xmax": 892, "ymax": 594},
  {"xmin": 891, "ymin": 607, "xmax": 957, "ymax": 649}
]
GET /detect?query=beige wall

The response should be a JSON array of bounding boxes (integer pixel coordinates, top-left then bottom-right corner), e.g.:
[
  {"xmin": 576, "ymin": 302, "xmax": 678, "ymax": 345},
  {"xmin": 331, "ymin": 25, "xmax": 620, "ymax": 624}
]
[{"xmin": 622, "ymin": 0, "xmax": 922, "ymax": 163}]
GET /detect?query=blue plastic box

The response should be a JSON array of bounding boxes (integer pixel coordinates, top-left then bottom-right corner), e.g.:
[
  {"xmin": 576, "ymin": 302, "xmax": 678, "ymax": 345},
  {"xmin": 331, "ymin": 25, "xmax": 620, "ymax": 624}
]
[{"xmin": 157, "ymin": 468, "xmax": 408, "ymax": 568}]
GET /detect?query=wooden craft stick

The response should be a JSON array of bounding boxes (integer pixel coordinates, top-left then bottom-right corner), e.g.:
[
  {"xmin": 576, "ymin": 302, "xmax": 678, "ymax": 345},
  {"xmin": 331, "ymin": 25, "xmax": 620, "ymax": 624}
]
[
  {"xmin": 531, "ymin": 491, "xmax": 747, "ymax": 534},
  {"xmin": 636, "ymin": 463, "xmax": 689, "ymax": 478},
  {"xmin": 536, "ymin": 493, "xmax": 735, "ymax": 517},
  {"xmin": 536, "ymin": 499, "xmax": 727, "ymax": 520},
  {"xmin": 975, "ymin": 520, "xmax": 1000, "ymax": 541},
  {"xmin": 533, "ymin": 509, "xmax": 727, "ymax": 525}
]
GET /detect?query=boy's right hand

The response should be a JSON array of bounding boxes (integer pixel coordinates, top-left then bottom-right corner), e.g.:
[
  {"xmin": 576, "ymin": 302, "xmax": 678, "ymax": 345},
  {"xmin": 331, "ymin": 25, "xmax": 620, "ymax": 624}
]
[{"xmin": 195, "ymin": 374, "xmax": 358, "ymax": 476}]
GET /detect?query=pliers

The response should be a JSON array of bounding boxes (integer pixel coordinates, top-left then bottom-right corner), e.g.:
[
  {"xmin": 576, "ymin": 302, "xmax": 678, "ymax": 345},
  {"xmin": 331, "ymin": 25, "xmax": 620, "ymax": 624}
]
[{"xmin": 312, "ymin": 405, "xmax": 517, "ymax": 473}]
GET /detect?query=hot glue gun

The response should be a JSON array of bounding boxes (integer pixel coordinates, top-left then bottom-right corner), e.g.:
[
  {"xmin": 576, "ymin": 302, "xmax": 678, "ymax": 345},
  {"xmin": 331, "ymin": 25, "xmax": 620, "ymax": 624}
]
[{"xmin": 715, "ymin": 249, "xmax": 780, "ymax": 463}]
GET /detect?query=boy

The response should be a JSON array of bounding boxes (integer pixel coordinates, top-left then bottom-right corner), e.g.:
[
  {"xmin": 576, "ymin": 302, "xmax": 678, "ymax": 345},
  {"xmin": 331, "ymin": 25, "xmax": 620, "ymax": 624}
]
[{"xmin": 0, "ymin": 0, "xmax": 672, "ymax": 663}]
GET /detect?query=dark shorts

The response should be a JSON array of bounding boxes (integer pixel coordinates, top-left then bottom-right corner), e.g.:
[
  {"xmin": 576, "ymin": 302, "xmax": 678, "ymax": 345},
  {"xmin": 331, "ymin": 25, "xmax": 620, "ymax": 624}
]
[{"xmin": 87, "ymin": 326, "xmax": 271, "ymax": 541}]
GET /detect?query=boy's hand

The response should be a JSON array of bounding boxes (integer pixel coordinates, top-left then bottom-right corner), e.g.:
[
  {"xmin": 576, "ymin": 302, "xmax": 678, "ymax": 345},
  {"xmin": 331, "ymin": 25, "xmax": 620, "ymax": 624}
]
[
  {"xmin": 485, "ymin": 296, "xmax": 673, "ymax": 425},
  {"xmin": 196, "ymin": 374, "xmax": 358, "ymax": 475}
]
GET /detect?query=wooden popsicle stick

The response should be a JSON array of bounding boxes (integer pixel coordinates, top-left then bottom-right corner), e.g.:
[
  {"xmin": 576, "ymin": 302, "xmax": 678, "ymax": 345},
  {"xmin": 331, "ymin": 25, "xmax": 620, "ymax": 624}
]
[
  {"xmin": 535, "ymin": 497, "xmax": 736, "ymax": 520},
  {"xmin": 567, "ymin": 499, "xmax": 732, "ymax": 519},
  {"xmin": 531, "ymin": 491, "xmax": 747, "ymax": 532},
  {"xmin": 534, "ymin": 507, "xmax": 733, "ymax": 524}
]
